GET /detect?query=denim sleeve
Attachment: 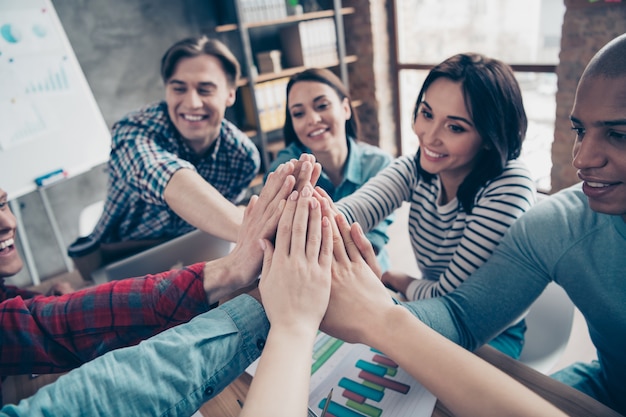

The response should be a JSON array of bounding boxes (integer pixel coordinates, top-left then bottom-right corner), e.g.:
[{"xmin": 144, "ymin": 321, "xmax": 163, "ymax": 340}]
[{"xmin": 1, "ymin": 294, "xmax": 269, "ymax": 417}]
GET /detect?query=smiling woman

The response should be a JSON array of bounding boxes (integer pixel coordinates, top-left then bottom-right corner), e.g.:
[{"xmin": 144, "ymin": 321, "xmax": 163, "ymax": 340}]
[
  {"xmin": 412, "ymin": 78, "xmax": 484, "ymax": 205},
  {"xmin": 332, "ymin": 52, "xmax": 536, "ymax": 359},
  {"xmin": 265, "ymin": 68, "xmax": 395, "ymax": 273}
]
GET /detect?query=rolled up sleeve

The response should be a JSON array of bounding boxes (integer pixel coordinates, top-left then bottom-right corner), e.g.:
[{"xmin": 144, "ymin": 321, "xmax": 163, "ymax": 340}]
[{"xmin": 1, "ymin": 294, "xmax": 269, "ymax": 417}]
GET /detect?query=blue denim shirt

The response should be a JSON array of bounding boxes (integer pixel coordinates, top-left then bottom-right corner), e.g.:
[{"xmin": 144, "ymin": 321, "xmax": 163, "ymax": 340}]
[{"xmin": 1, "ymin": 295, "xmax": 269, "ymax": 417}]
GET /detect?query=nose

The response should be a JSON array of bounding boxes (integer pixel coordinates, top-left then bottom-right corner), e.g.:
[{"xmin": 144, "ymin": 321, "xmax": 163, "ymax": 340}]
[
  {"xmin": 415, "ymin": 119, "xmax": 443, "ymax": 146},
  {"xmin": 0, "ymin": 204, "xmax": 17, "ymax": 235},
  {"xmin": 572, "ymin": 131, "xmax": 608, "ymax": 170},
  {"xmin": 305, "ymin": 110, "xmax": 322, "ymax": 125},
  {"xmin": 182, "ymin": 90, "xmax": 202, "ymax": 109}
]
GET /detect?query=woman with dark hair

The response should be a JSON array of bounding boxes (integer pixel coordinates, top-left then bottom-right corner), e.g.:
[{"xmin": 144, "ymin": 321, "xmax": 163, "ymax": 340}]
[
  {"xmin": 333, "ymin": 53, "xmax": 535, "ymax": 358},
  {"xmin": 266, "ymin": 68, "xmax": 395, "ymax": 271}
]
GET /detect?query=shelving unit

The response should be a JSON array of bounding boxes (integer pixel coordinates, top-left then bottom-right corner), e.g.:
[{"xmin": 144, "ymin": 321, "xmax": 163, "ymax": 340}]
[{"xmin": 212, "ymin": 1, "xmax": 356, "ymax": 172}]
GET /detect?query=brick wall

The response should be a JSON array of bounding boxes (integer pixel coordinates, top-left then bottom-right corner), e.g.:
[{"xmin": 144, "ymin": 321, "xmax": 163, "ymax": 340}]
[
  {"xmin": 551, "ymin": 0, "xmax": 626, "ymax": 191},
  {"xmin": 343, "ymin": 0, "xmax": 397, "ymax": 156}
]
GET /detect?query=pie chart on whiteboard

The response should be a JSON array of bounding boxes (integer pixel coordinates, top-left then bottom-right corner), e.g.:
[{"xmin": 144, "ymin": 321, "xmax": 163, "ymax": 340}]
[{"xmin": 1, "ymin": 23, "xmax": 22, "ymax": 43}]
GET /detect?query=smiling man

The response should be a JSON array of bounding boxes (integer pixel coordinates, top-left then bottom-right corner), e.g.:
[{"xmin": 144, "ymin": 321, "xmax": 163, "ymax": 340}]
[{"xmin": 69, "ymin": 36, "xmax": 260, "ymax": 276}]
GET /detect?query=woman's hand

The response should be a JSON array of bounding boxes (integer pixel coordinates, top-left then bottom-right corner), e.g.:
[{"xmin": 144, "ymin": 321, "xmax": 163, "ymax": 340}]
[
  {"xmin": 320, "ymin": 208, "xmax": 395, "ymax": 347},
  {"xmin": 259, "ymin": 184, "xmax": 333, "ymax": 332}
]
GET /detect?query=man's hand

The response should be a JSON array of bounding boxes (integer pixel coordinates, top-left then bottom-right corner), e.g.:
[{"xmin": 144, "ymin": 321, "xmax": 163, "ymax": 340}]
[
  {"xmin": 202, "ymin": 161, "xmax": 294, "ymax": 299},
  {"xmin": 225, "ymin": 162, "xmax": 296, "ymax": 285},
  {"xmin": 201, "ymin": 154, "xmax": 326, "ymax": 303}
]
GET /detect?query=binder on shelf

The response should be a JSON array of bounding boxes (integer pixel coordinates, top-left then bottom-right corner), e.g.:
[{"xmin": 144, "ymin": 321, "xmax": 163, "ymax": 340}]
[
  {"xmin": 257, "ymin": 50, "xmax": 283, "ymax": 74},
  {"xmin": 280, "ymin": 18, "xmax": 338, "ymax": 68},
  {"xmin": 239, "ymin": 77, "xmax": 289, "ymax": 133},
  {"xmin": 239, "ymin": 0, "xmax": 287, "ymax": 24}
]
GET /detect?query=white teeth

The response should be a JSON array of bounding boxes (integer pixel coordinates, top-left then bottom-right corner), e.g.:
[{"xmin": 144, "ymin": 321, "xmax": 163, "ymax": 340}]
[
  {"xmin": 183, "ymin": 114, "xmax": 204, "ymax": 121},
  {"xmin": 0, "ymin": 238, "xmax": 14, "ymax": 250},
  {"xmin": 309, "ymin": 128, "xmax": 326, "ymax": 137},
  {"xmin": 423, "ymin": 147, "xmax": 445, "ymax": 158},
  {"xmin": 586, "ymin": 182, "xmax": 610, "ymax": 188}
]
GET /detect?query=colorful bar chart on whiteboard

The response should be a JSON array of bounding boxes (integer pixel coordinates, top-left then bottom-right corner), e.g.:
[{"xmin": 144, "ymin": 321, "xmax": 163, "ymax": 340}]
[{"xmin": 307, "ymin": 332, "xmax": 437, "ymax": 417}]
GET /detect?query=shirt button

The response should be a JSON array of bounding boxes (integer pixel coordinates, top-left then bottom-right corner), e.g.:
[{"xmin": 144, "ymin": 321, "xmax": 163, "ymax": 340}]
[
  {"xmin": 204, "ymin": 386, "xmax": 214, "ymax": 396},
  {"xmin": 256, "ymin": 338, "xmax": 265, "ymax": 350}
]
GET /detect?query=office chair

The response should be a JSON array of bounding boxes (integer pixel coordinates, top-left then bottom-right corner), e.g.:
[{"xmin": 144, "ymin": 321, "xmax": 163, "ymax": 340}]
[{"xmin": 78, "ymin": 200, "xmax": 104, "ymax": 236}]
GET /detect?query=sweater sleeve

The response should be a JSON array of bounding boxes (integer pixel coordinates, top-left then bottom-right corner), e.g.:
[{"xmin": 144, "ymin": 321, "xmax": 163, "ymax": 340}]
[
  {"xmin": 0, "ymin": 263, "xmax": 210, "ymax": 375},
  {"xmin": 1, "ymin": 295, "xmax": 269, "ymax": 417},
  {"xmin": 407, "ymin": 162, "xmax": 536, "ymax": 299},
  {"xmin": 402, "ymin": 208, "xmax": 551, "ymax": 351},
  {"xmin": 337, "ymin": 155, "xmax": 418, "ymax": 230}
]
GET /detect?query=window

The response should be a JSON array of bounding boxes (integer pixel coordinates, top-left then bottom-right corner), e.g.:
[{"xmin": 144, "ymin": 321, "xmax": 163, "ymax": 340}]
[{"xmin": 392, "ymin": 0, "xmax": 565, "ymax": 191}]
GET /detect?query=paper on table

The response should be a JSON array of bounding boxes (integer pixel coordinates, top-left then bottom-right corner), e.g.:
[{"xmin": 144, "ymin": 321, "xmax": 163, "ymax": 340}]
[{"xmin": 246, "ymin": 332, "xmax": 437, "ymax": 417}]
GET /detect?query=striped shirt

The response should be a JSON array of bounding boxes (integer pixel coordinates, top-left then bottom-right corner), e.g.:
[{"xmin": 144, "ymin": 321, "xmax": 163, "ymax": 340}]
[
  {"xmin": 91, "ymin": 101, "xmax": 260, "ymax": 243},
  {"xmin": 337, "ymin": 154, "xmax": 535, "ymax": 300}
]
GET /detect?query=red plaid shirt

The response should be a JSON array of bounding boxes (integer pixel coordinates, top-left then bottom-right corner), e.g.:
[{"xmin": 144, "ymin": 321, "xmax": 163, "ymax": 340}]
[{"xmin": 0, "ymin": 262, "xmax": 209, "ymax": 377}]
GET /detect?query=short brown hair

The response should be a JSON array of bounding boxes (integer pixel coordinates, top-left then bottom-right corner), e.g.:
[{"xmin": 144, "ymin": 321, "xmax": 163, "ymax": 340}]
[{"xmin": 160, "ymin": 36, "xmax": 240, "ymax": 87}]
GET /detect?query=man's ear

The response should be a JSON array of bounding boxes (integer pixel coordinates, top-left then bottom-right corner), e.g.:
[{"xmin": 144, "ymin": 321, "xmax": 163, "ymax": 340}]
[{"xmin": 226, "ymin": 87, "xmax": 237, "ymax": 107}]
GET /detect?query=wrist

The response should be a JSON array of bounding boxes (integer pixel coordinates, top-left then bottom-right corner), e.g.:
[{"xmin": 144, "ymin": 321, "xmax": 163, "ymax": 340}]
[
  {"xmin": 268, "ymin": 323, "xmax": 319, "ymax": 348},
  {"xmin": 361, "ymin": 305, "xmax": 414, "ymax": 351},
  {"xmin": 202, "ymin": 255, "xmax": 255, "ymax": 304}
]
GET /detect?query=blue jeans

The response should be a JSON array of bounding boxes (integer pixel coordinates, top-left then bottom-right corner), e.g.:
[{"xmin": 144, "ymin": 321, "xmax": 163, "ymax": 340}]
[
  {"xmin": 1, "ymin": 295, "xmax": 269, "ymax": 417},
  {"xmin": 551, "ymin": 360, "xmax": 623, "ymax": 415},
  {"xmin": 487, "ymin": 318, "xmax": 526, "ymax": 359}
]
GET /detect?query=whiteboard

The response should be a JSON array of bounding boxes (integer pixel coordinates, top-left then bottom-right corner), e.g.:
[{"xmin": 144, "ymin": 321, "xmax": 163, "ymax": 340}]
[{"xmin": 0, "ymin": 0, "xmax": 111, "ymax": 198}]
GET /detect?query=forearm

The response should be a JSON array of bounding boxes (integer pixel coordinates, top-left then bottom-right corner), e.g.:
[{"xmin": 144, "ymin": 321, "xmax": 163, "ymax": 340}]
[
  {"xmin": 337, "ymin": 160, "xmax": 412, "ymax": 232},
  {"xmin": 241, "ymin": 326, "xmax": 318, "ymax": 417},
  {"xmin": 1, "ymin": 295, "xmax": 269, "ymax": 417},
  {"xmin": 165, "ymin": 168, "xmax": 243, "ymax": 242},
  {"xmin": 371, "ymin": 307, "xmax": 567, "ymax": 417},
  {"xmin": 0, "ymin": 266, "xmax": 210, "ymax": 374}
]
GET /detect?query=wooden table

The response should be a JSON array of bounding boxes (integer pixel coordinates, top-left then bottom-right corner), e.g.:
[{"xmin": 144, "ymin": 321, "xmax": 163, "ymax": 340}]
[{"xmin": 197, "ymin": 345, "xmax": 623, "ymax": 417}]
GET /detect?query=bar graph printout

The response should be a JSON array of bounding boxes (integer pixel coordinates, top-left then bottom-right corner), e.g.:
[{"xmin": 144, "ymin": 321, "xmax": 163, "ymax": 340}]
[{"xmin": 246, "ymin": 332, "xmax": 437, "ymax": 417}]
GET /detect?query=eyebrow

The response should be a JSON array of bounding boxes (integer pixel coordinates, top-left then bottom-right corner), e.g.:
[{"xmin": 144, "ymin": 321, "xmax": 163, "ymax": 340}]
[
  {"xmin": 167, "ymin": 79, "xmax": 217, "ymax": 88},
  {"xmin": 570, "ymin": 116, "xmax": 626, "ymax": 127},
  {"xmin": 289, "ymin": 95, "xmax": 328, "ymax": 111},
  {"xmin": 421, "ymin": 101, "xmax": 474, "ymax": 126},
  {"xmin": 0, "ymin": 191, "xmax": 6, "ymax": 200}
]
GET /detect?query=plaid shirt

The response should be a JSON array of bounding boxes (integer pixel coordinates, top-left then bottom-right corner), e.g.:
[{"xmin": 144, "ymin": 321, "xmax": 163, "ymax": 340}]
[
  {"xmin": 0, "ymin": 263, "xmax": 209, "ymax": 379},
  {"xmin": 92, "ymin": 101, "xmax": 260, "ymax": 243}
]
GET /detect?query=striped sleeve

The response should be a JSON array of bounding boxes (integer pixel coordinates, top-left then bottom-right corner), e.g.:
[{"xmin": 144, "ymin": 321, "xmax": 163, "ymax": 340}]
[{"xmin": 336, "ymin": 155, "xmax": 419, "ymax": 230}]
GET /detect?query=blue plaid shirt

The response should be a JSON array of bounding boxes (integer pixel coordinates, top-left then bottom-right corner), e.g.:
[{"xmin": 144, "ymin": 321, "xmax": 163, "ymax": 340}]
[{"xmin": 92, "ymin": 101, "xmax": 260, "ymax": 243}]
